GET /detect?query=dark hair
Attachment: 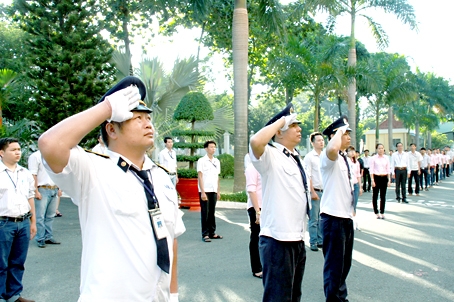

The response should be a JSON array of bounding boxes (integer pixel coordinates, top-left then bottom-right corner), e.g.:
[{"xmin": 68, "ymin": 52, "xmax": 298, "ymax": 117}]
[
  {"xmin": 375, "ymin": 143, "xmax": 384, "ymax": 149},
  {"xmin": 100, "ymin": 121, "xmax": 124, "ymax": 147},
  {"xmin": 355, "ymin": 150, "xmax": 360, "ymax": 154},
  {"xmin": 410, "ymin": 143, "xmax": 416, "ymax": 147},
  {"xmin": 364, "ymin": 149, "xmax": 369, "ymax": 153},
  {"xmin": 0, "ymin": 137, "xmax": 19, "ymax": 151},
  {"xmin": 310, "ymin": 132, "xmax": 323, "ymax": 142},
  {"xmin": 204, "ymin": 140, "xmax": 216, "ymax": 148},
  {"xmin": 347, "ymin": 145, "xmax": 356, "ymax": 163},
  {"xmin": 420, "ymin": 147, "xmax": 426, "ymax": 151},
  {"xmin": 164, "ymin": 137, "xmax": 173, "ymax": 143},
  {"xmin": 396, "ymin": 142, "xmax": 403, "ymax": 147}
]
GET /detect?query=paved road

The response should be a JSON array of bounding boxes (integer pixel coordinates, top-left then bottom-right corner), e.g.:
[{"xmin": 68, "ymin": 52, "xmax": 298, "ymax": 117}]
[{"xmin": 22, "ymin": 179, "xmax": 454, "ymax": 301}]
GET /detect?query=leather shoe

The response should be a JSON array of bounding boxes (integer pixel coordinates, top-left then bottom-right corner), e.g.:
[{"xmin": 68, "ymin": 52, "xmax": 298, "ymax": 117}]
[
  {"xmin": 317, "ymin": 243, "xmax": 323, "ymax": 248},
  {"xmin": 15, "ymin": 297, "xmax": 35, "ymax": 302},
  {"xmin": 37, "ymin": 241, "xmax": 46, "ymax": 248},
  {"xmin": 45, "ymin": 239, "xmax": 61, "ymax": 245},
  {"xmin": 310, "ymin": 245, "xmax": 318, "ymax": 251},
  {"xmin": 402, "ymin": 200, "xmax": 409, "ymax": 204}
]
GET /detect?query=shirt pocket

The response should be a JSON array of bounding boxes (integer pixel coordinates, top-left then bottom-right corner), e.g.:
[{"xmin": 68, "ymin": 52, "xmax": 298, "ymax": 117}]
[
  {"xmin": 282, "ymin": 165, "xmax": 301, "ymax": 188},
  {"xmin": 107, "ymin": 184, "xmax": 143, "ymax": 217}
]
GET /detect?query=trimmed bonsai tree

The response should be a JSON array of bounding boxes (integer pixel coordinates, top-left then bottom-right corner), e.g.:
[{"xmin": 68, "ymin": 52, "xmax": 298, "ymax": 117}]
[{"xmin": 172, "ymin": 91, "xmax": 215, "ymax": 177}]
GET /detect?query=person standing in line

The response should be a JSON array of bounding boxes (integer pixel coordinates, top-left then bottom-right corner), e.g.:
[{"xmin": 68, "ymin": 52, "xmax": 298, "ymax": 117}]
[
  {"xmin": 0, "ymin": 137, "xmax": 37, "ymax": 302},
  {"xmin": 197, "ymin": 140, "xmax": 222, "ymax": 243},
  {"xmin": 320, "ymin": 116, "xmax": 354, "ymax": 302},
  {"xmin": 38, "ymin": 76, "xmax": 185, "ymax": 301},
  {"xmin": 362, "ymin": 150, "xmax": 371, "ymax": 192},
  {"xmin": 91, "ymin": 133, "xmax": 109, "ymax": 155},
  {"xmin": 159, "ymin": 137, "xmax": 179, "ymax": 186},
  {"xmin": 369, "ymin": 143, "xmax": 391, "ymax": 219},
  {"xmin": 419, "ymin": 148, "xmax": 430, "ymax": 191},
  {"xmin": 433, "ymin": 149, "xmax": 440, "ymax": 185},
  {"xmin": 347, "ymin": 146, "xmax": 362, "ymax": 230},
  {"xmin": 444, "ymin": 146, "xmax": 451, "ymax": 177},
  {"xmin": 304, "ymin": 132, "xmax": 325, "ymax": 252},
  {"xmin": 408, "ymin": 143, "xmax": 422, "ymax": 196},
  {"xmin": 390, "ymin": 142, "xmax": 411, "ymax": 204},
  {"xmin": 435, "ymin": 149, "xmax": 443, "ymax": 183},
  {"xmin": 428, "ymin": 149, "xmax": 435, "ymax": 187},
  {"xmin": 249, "ymin": 103, "xmax": 309, "ymax": 302},
  {"xmin": 245, "ymin": 162, "xmax": 263, "ymax": 279},
  {"xmin": 443, "ymin": 150, "xmax": 450, "ymax": 178},
  {"xmin": 28, "ymin": 150, "xmax": 61, "ymax": 248}
]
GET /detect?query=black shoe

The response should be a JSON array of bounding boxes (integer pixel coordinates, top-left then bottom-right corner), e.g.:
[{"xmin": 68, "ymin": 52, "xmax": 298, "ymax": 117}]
[
  {"xmin": 317, "ymin": 243, "xmax": 323, "ymax": 248},
  {"xmin": 37, "ymin": 241, "xmax": 46, "ymax": 248},
  {"xmin": 45, "ymin": 239, "xmax": 61, "ymax": 245},
  {"xmin": 402, "ymin": 200, "xmax": 409, "ymax": 204},
  {"xmin": 310, "ymin": 245, "xmax": 319, "ymax": 251}
]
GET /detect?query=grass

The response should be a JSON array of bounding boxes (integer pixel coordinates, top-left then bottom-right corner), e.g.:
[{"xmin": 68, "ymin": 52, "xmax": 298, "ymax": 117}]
[{"xmin": 220, "ymin": 178, "xmax": 235, "ymax": 194}]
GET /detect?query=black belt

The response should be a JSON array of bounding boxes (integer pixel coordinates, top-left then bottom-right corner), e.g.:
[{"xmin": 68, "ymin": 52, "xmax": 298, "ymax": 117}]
[
  {"xmin": 168, "ymin": 172, "xmax": 177, "ymax": 176},
  {"xmin": 0, "ymin": 212, "xmax": 32, "ymax": 222},
  {"xmin": 395, "ymin": 167, "xmax": 407, "ymax": 170},
  {"xmin": 314, "ymin": 188, "xmax": 323, "ymax": 192}
]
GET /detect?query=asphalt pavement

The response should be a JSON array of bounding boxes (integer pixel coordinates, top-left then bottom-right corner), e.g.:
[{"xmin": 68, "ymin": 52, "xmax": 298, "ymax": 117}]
[{"xmin": 21, "ymin": 178, "xmax": 454, "ymax": 301}]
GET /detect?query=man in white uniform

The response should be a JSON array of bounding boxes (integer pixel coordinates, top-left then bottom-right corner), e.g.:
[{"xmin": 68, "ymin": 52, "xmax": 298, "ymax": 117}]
[
  {"xmin": 250, "ymin": 103, "xmax": 309, "ymax": 302},
  {"xmin": 320, "ymin": 116, "xmax": 354, "ymax": 302},
  {"xmin": 159, "ymin": 137, "xmax": 178, "ymax": 186},
  {"xmin": 38, "ymin": 76, "xmax": 185, "ymax": 302}
]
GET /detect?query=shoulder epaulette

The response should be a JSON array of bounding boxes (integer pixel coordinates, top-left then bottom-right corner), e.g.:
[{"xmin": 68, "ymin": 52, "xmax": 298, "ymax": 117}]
[
  {"xmin": 84, "ymin": 149, "xmax": 110, "ymax": 158},
  {"xmin": 267, "ymin": 143, "xmax": 276, "ymax": 148},
  {"xmin": 155, "ymin": 163, "xmax": 171, "ymax": 174}
]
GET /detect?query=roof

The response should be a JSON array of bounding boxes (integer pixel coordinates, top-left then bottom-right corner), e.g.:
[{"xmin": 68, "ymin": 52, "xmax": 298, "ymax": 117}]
[
  {"xmin": 436, "ymin": 122, "xmax": 454, "ymax": 134},
  {"xmin": 378, "ymin": 116, "xmax": 404, "ymax": 129}
]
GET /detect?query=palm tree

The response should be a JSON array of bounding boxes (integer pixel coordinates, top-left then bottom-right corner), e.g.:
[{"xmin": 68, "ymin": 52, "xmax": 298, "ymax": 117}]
[
  {"xmin": 0, "ymin": 68, "xmax": 17, "ymax": 127},
  {"xmin": 305, "ymin": 0, "xmax": 417, "ymax": 148}
]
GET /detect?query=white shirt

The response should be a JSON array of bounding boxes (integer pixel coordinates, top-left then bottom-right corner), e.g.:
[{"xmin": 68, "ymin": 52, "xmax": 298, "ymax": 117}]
[
  {"xmin": 92, "ymin": 143, "xmax": 109, "ymax": 156},
  {"xmin": 304, "ymin": 149, "xmax": 323, "ymax": 190},
  {"xmin": 362, "ymin": 156, "xmax": 371, "ymax": 168},
  {"xmin": 197, "ymin": 154, "xmax": 220, "ymax": 192},
  {"xmin": 28, "ymin": 150, "xmax": 55, "ymax": 186},
  {"xmin": 0, "ymin": 161, "xmax": 34, "ymax": 217},
  {"xmin": 390, "ymin": 151, "xmax": 411, "ymax": 172},
  {"xmin": 44, "ymin": 146, "xmax": 184, "ymax": 302},
  {"xmin": 408, "ymin": 151, "xmax": 423, "ymax": 171},
  {"xmin": 320, "ymin": 151, "xmax": 354, "ymax": 219},
  {"xmin": 245, "ymin": 163, "xmax": 262, "ymax": 209},
  {"xmin": 420, "ymin": 154, "xmax": 430, "ymax": 169},
  {"xmin": 159, "ymin": 148, "xmax": 177, "ymax": 173},
  {"xmin": 250, "ymin": 142, "xmax": 309, "ymax": 241}
]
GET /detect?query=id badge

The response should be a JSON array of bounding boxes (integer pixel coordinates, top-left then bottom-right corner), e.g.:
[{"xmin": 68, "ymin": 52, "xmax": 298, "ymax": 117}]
[{"xmin": 149, "ymin": 209, "xmax": 169, "ymax": 240}]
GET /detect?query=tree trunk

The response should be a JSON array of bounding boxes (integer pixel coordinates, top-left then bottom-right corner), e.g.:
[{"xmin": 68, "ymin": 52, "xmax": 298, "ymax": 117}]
[
  {"xmin": 387, "ymin": 106, "xmax": 393, "ymax": 152},
  {"xmin": 347, "ymin": 9, "xmax": 357, "ymax": 148},
  {"xmin": 415, "ymin": 119, "xmax": 420, "ymax": 149},
  {"xmin": 375, "ymin": 105, "xmax": 380, "ymax": 145},
  {"xmin": 285, "ymin": 86, "xmax": 294, "ymax": 104},
  {"xmin": 314, "ymin": 94, "xmax": 320, "ymax": 132},
  {"xmin": 232, "ymin": 1, "xmax": 248, "ymax": 192},
  {"xmin": 196, "ymin": 22, "xmax": 206, "ymax": 74},
  {"xmin": 122, "ymin": 13, "xmax": 132, "ymax": 76},
  {"xmin": 428, "ymin": 131, "xmax": 432, "ymax": 149},
  {"xmin": 338, "ymin": 96, "xmax": 342, "ymax": 116}
]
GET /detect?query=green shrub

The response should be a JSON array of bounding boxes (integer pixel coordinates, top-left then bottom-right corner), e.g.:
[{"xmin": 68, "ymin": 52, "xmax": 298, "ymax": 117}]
[
  {"xmin": 177, "ymin": 168, "xmax": 199, "ymax": 178},
  {"xmin": 220, "ymin": 191, "xmax": 247, "ymax": 203},
  {"xmin": 176, "ymin": 155, "xmax": 202, "ymax": 163},
  {"xmin": 217, "ymin": 153, "xmax": 234, "ymax": 178}
]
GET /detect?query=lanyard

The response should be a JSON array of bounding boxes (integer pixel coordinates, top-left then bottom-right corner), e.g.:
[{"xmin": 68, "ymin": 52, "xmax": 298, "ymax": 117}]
[
  {"xmin": 5, "ymin": 170, "xmax": 19, "ymax": 191},
  {"xmin": 168, "ymin": 151, "xmax": 174, "ymax": 160}
]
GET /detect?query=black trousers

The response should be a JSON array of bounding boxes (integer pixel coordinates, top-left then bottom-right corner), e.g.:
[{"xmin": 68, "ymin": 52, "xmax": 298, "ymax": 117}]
[
  {"xmin": 419, "ymin": 168, "xmax": 429, "ymax": 189},
  {"xmin": 362, "ymin": 168, "xmax": 371, "ymax": 191},
  {"xmin": 408, "ymin": 170, "xmax": 420, "ymax": 194},
  {"xmin": 247, "ymin": 207, "xmax": 262, "ymax": 274},
  {"xmin": 395, "ymin": 169, "xmax": 408, "ymax": 201},
  {"xmin": 372, "ymin": 175, "xmax": 388, "ymax": 214},
  {"xmin": 321, "ymin": 214, "xmax": 354, "ymax": 302},
  {"xmin": 200, "ymin": 192, "xmax": 217, "ymax": 237},
  {"xmin": 435, "ymin": 164, "xmax": 439, "ymax": 183},
  {"xmin": 445, "ymin": 164, "xmax": 450, "ymax": 177},
  {"xmin": 259, "ymin": 236, "xmax": 306, "ymax": 302}
]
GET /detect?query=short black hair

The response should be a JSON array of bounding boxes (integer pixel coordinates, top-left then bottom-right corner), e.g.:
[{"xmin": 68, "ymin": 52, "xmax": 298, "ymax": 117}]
[
  {"xmin": 375, "ymin": 143, "xmax": 383, "ymax": 149},
  {"xmin": 420, "ymin": 147, "xmax": 426, "ymax": 151},
  {"xmin": 100, "ymin": 121, "xmax": 124, "ymax": 147},
  {"xmin": 310, "ymin": 132, "xmax": 323, "ymax": 142},
  {"xmin": 396, "ymin": 142, "xmax": 403, "ymax": 147},
  {"xmin": 364, "ymin": 149, "xmax": 369, "ymax": 153},
  {"xmin": 410, "ymin": 143, "xmax": 416, "ymax": 147},
  {"xmin": 204, "ymin": 140, "xmax": 216, "ymax": 148},
  {"xmin": 164, "ymin": 137, "xmax": 173, "ymax": 143},
  {"xmin": 0, "ymin": 137, "xmax": 19, "ymax": 151}
]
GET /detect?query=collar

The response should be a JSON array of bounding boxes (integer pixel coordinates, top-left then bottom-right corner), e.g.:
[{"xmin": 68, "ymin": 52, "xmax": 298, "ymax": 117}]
[
  {"xmin": 0, "ymin": 160, "xmax": 23, "ymax": 173},
  {"xmin": 109, "ymin": 150, "xmax": 155, "ymax": 173},
  {"xmin": 273, "ymin": 142, "xmax": 298, "ymax": 158},
  {"xmin": 310, "ymin": 149, "xmax": 322, "ymax": 157}
]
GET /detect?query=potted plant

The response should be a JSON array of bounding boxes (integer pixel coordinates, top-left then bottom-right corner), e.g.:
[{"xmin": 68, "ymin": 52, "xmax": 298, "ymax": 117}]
[{"xmin": 172, "ymin": 91, "xmax": 215, "ymax": 208}]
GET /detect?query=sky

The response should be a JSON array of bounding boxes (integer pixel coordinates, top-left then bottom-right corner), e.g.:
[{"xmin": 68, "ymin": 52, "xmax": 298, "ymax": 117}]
[{"xmin": 2, "ymin": 0, "xmax": 453, "ymax": 90}]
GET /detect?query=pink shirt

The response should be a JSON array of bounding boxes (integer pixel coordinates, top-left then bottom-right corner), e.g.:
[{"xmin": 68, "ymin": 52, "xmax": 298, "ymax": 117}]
[
  {"xmin": 245, "ymin": 163, "xmax": 262, "ymax": 209},
  {"xmin": 370, "ymin": 154, "xmax": 390, "ymax": 175},
  {"xmin": 348, "ymin": 158, "xmax": 361, "ymax": 184},
  {"xmin": 430, "ymin": 154, "xmax": 438, "ymax": 166}
]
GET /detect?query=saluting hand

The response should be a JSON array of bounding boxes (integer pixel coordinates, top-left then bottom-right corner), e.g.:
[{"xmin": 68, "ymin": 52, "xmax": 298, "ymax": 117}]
[{"xmin": 106, "ymin": 85, "xmax": 141, "ymax": 122}]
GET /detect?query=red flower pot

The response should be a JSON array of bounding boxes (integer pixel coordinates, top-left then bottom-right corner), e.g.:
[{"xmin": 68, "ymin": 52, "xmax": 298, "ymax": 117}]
[{"xmin": 176, "ymin": 178, "xmax": 200, "ymax": 210}]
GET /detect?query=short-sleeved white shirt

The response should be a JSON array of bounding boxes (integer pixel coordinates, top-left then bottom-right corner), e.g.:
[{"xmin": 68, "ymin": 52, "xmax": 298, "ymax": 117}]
[
  {"xmin": 28, "ymin": 150, "xmax": 55, "ymax": 186},
  {"xmin": 159, "ymin": 148, "xmax": 177, "ymax": 173},
  {"xmin": 0, "ymin": 161, "xmax": 34, "ymax": 217},
  {"xmin": 304, "ymin": 149, "xmax": 323, "ymax": 190},
  {"xmin": 92, "ymin": 143, "xmax": 109, "ymax": 156},
  {"xmin": 197, "ymin": 154, "xmax": 220, "ymax": 192},
  {"xmin": 250, "ymin": 142, "xmax": 309, "ymax": 241},
  {"xmin": 408, "ymin": 151, "xmax": 422, "ymax": 171},
  {"xmin": 320, "ymin": 151, "xmax": 354, "ymax": 219},
  {"xmin": 44, "ymin": 146, "xmax": 184, "ymax": 302}
]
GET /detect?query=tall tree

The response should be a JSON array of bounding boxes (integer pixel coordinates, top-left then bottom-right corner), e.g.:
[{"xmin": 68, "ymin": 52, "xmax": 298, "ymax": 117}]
[
  {"xmin": 11, "ymin": 0, "xmax": 116, "ymax": 131},
  {"xmin": 99, "ymin": 0, "xmax": 177, "ymax": 75},
  {"xmin": 0, "ymin": 68, "xmax": 16, "ymax": 127},
  {"xmin": 304, "ymin": 0, "xmax": 417, "ymax": 148}
]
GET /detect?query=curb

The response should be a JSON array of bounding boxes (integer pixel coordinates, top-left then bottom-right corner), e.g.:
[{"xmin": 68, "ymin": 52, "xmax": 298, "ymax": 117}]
[{"xmin": 216, "ymin": 201, "xmax": 247, "ymax": 209}]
